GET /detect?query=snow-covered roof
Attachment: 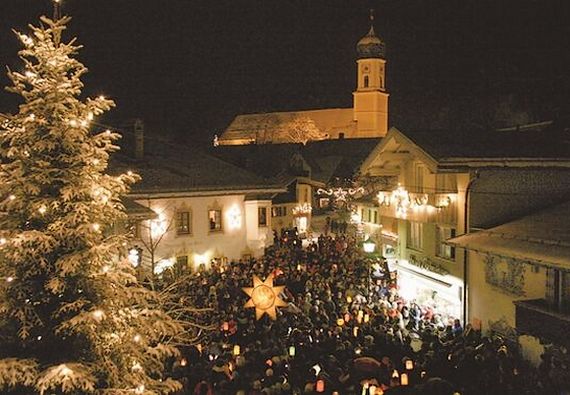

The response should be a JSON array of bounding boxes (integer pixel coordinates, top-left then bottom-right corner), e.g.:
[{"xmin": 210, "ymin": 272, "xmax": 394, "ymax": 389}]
[
  {"xmin": 219, "ymin": 108, "xmax": 355, "ymax": 145},
  {"xmin": 448, "ymin": 200, "xmax": 570, "ymax": 268}
]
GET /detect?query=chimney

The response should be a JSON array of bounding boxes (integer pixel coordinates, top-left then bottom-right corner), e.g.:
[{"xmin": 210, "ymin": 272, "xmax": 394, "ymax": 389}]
[{"xmin": 134, "ymin": 119, "xmax": 144, "ymax": 160}]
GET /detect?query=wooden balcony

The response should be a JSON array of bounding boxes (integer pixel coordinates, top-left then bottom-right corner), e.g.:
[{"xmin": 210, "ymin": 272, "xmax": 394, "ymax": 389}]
[
  {"xmin": 514, "ymin": 299, "xmax": 570, "ymax": 348},
  {"xmin": 376, "ymin": 191, "xmax": 458, "ymax": 225}
]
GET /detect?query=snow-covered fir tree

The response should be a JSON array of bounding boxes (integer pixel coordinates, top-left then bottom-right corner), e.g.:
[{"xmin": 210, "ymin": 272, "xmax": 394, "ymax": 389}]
[{"xmin": 0, "ymin": 16, "xmax": 182, "ymax": 394}]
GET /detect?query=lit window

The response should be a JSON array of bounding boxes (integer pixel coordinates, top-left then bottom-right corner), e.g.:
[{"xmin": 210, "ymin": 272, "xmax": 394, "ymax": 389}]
[
  {"xmin": 258, "ymin": 207, "xmax": 268, "ymax": 226},
  {"xmin": 436, "ymin": 226, "xmax": 455, "ymax": 260},
  {"xmin": 176, "ymin": 255, "xmax": 188, "ymax": 267},
  {"xmin": 407, "ymin": 222, "xmax": 423, "ymax": 251},
  {"xmin": 272, "ymin": 206, "xmax": 287, "ymax": 217},
  {"xmin": 176, "ymin": 211, "xmax": 191, "ymax": 235},
  {"xmin": 208, "ymin": 209, "xmax": 222, "ymax": 232}
]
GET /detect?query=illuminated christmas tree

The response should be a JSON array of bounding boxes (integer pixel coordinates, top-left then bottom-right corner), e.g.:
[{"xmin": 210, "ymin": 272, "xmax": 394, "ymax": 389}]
[{"xmin": 0, "ymin": 16, "xmax": 182, "ymax": 394}]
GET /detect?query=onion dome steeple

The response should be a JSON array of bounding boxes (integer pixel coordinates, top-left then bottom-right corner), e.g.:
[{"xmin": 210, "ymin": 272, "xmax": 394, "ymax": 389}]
[{"xmin": 356, "ymin": 10, "xmax": 385, "ymax": 59}]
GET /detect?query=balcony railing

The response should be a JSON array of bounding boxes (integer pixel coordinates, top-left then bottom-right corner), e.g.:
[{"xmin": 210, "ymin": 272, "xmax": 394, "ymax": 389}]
[{"xmin": 514, "ymin": 299, "xmax": 570, "ymax": 348}]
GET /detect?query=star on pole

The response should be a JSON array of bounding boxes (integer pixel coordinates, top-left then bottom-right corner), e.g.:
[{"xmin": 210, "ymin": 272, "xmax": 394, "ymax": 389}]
[{"xmin": 242, "ymin": 274, "xmax": 287, "ymax": 320}]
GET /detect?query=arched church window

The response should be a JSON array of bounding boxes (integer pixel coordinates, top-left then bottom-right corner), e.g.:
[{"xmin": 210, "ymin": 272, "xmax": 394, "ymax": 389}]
[{"xmin": 364, "ymin": 75, "xmax": 369, "ymax": 88}]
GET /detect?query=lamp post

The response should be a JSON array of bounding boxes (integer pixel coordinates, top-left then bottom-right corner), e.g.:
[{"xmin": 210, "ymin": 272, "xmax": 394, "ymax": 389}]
[{"xmin": 363, "ymin": 237, "xmax": 376, "ymax": 300}]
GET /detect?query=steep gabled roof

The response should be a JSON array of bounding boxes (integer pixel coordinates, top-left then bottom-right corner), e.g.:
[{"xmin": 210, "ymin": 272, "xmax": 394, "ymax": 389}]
[
  {"xmin": 402, "ymin": 122, "xmax": 570, "ymax": 162},
  {"xmin": 210, "ymin": 137, "xmax": 380, "ymax": 185},
  {"xmin": 110, "ymin": 139, "xmax": 284, "ymax": 196},
  {"xmin": 361, "ymin": 124, "xmax": 570, "ymax": 174}
]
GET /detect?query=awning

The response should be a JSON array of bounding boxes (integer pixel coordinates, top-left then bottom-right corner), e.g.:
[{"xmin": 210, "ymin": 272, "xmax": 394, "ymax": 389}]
[{"xmin": 448, "ymin": 231, "xmax": 570, "ymax": 270}]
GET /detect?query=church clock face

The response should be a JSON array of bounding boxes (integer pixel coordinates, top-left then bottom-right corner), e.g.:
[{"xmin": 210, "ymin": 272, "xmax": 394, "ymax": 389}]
[{"xmin": 362, "ymin": 64, "xmax": 370, "ymax": 73}]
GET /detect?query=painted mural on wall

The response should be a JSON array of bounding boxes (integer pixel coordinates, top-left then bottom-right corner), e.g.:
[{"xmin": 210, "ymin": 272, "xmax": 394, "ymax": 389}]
[{"xmin": 484, "ymin": 254, "xmax": 526, "ymax": 296}]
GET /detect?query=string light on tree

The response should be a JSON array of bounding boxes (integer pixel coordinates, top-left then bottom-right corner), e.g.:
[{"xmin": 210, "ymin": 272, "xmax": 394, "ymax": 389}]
[{"xmin": 0, "ymin": 13, "xmax": 182, "ymax": 395}]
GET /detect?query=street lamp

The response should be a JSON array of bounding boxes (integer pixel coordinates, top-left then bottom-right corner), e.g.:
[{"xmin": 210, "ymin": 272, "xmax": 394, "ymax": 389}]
[
  {"xmin": 362, "ymin": 237, "xmax": 376, "ymax": 300},
  {"xmin": 363, "ymin": 237, "xmax": 376, "ymax": 254}
]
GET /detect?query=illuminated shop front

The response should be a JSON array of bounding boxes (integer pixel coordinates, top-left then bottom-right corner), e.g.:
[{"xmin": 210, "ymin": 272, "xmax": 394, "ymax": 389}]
[
  {"xmin": 292, "ymin": 203, "xmax": 312, "ymax": 234},
  {"xmin": 395, "ymin": 256, "xmax": 463, "ymax": 322}
]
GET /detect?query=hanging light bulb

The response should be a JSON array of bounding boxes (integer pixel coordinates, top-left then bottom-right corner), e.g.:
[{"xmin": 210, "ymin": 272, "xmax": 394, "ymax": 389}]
[
  {"xmin": 9, "ymin": 195, "xmax": 16, "ymax": 200},
  {"xmin": 6, "ymin": 276, "xmax": 14, "ymax": 283},
  {"xmin": 133, "ymin": 334, "xmax": 142, "ymax": 343},
  {"xmin": 38, "ymin": 205, "xmax": 47, "ymax": 214}
]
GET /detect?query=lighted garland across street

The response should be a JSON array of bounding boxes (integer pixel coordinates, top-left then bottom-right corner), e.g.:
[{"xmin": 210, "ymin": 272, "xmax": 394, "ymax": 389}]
[
  {"xmin": 317, "ymin": 187, "xmax": 364, "ymax": 203},
  {"xmin": 242, "ymin": 275, "xmax": 287, "ymax": 320}
]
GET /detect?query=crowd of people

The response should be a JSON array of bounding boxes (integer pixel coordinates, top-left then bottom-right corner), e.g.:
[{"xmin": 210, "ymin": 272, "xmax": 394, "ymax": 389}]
[{"xmin": 167, "ymin": 229, "xmax": 566, "ymax": 395}]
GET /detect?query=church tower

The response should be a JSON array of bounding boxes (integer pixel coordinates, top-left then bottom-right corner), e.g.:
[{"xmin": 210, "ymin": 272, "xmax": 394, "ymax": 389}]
[{"xmin": 353, "ymin": 11, "xmax": 389, "ymax": 138}]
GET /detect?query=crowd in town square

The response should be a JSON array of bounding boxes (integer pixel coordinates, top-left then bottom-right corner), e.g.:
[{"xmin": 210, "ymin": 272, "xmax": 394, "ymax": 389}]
[{"xmin": 165, "ymin": 229, "xmax": 568, "ymax": 395}]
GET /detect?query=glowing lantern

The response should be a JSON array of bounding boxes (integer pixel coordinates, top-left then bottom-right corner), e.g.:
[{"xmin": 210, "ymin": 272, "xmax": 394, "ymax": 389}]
[
  {"xmin": 353, "ymin": 326, "xmax": 359, "ymax": 337},
  {"xmin": 347, "ymin": 295, "xmax": 352, "ymax": 303},
  {"xmin": 180, "ymin": 358, "xmax": 187, "ymax": 367},
  {"xmin": 344, "ymin": 313, "xmax": 351, "ymax": 323},
  {"xmin": 364, "ymin": 313, "xmax": 370, "ymax": 323},
  {"xmin": 401, "ymin": 373, "xmax": 409, "ymax": 385},
  {"xmin": 233, "ymin": 345, "xmax": 240, "ymax": 356},
  {"xmin": 369, "ymin": 385, "xmax": 377, "ymax": 395},
  {"xmin": 336, "ymin": 318, "xmax": 345, "ymax": 327},
  {"xmin": 316, "ymin": 379, "xmax": 325, "ymax": 393},
  {"xmin": 242, "ymin": 275, "xmax": 287, "ymax": 320},
  {"xmin": 405, "ymin": 360, "xmax": 414, "ymax": 370},
  {"xmin": 288, "ymin": 346, "xmax": 296, "ymax": 357},
  {"xmin": 222, "ymin": 321, "xmax": 229, "ymax": 331}
]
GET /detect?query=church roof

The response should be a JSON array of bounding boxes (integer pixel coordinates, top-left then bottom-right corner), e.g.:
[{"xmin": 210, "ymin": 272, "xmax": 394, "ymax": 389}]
[
  {"xmin": 356, "ymin": 25, "xmax": 385, "ymax": 59},
  {"xmin": 219, "ymin": 108, "xmax": 355, "ymax": 145}
]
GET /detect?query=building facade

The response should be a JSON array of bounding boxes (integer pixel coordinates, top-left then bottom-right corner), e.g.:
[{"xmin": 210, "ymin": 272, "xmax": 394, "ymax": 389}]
[{"xmin": 356, "ymin": 124, "xmax": 570, "ymax": 323}]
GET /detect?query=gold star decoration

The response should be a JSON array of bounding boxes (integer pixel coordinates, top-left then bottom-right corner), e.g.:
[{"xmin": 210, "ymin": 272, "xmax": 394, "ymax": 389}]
[{"xmin": 242, "ymin": 274, "xmax": 288, "ymax": 320}]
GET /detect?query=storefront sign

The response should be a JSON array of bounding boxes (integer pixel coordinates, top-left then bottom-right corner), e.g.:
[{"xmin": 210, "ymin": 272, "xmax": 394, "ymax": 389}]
[{"xmin": 409, "ymin": 254, "xmax": 449, "ymax": 276}]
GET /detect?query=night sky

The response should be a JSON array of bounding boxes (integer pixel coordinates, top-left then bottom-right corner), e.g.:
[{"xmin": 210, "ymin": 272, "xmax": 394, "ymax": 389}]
[{"xmin": 1, "ymin": 0, "xmax": 569, "ymax": 146}]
